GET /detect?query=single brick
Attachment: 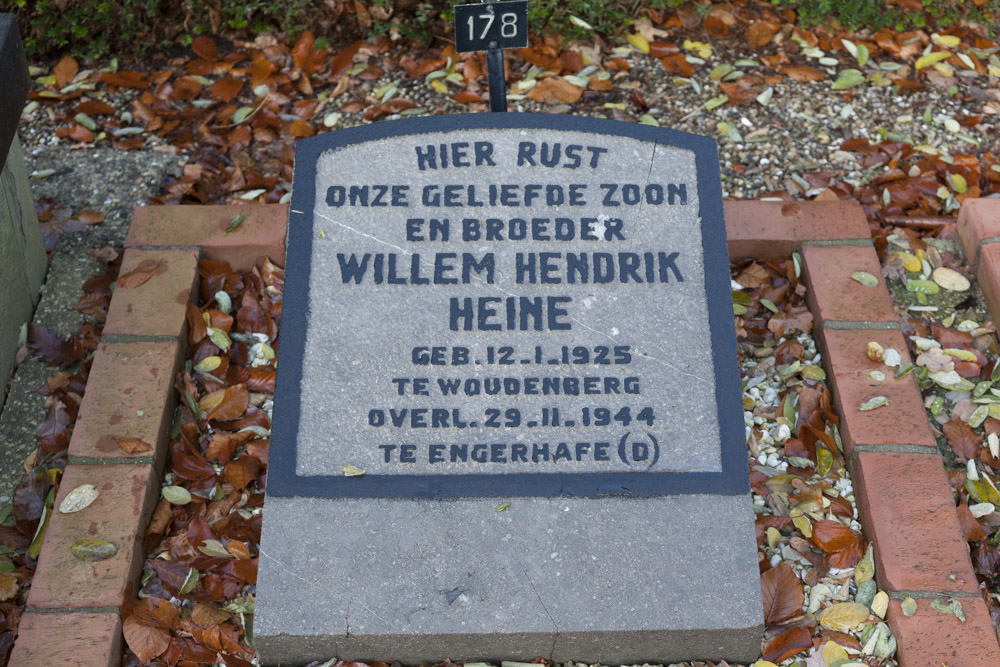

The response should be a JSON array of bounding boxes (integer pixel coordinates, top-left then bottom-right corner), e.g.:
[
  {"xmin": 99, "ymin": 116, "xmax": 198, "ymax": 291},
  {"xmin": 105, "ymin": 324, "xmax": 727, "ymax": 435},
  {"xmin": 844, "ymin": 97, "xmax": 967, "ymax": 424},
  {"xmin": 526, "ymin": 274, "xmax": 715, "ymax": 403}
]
[
  {"xmin": 103, "ymin": 249, "xmax": 198, "ymax": 340},
  {"xmin": 724, "ymin": 199, "xmax": 870, "ymax": 261},
  {"xmin": 68, "ymin": 341, "xmax": 182, "ymax": 468},
  {"xmin": 956, "ymin": 197, "xmax": 1000, "ymax": 269},
  {"xmin": 126, "ymin": 204, "xmax": 287, "ymax": 271},
  {"xmin": 977, "ymin": 244, "xmax": 1000, "ymax": 329},
  {"xmin": 801, "ymin": 244, "xmax": 896, "ymax": 325},
  {"xmin": 817, "ymin": 328, "xmax": 936, "ymax": 458},
  {"xmin": 853, "ymin": 451, "xmax": 979, "ymax": 595},
  {"xmin": 8, "ymin": 611, "xmax": 121, "ymax": 667},
  {"xmin": 887, "ymin": 597, "xmax": 1000, "ymax": 667},
  {"xmin": 27, "ymin": 464, "xmax": 158, "ymax": 610}
]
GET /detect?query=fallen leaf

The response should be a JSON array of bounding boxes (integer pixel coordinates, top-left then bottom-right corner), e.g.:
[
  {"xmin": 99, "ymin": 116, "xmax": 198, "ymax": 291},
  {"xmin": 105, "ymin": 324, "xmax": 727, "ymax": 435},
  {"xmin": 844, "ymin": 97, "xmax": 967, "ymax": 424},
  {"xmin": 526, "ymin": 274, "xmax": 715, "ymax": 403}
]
[
  {"xmin": 760, "ymin": 562, "xmax": 804, "ymax": 625},
  {"xmin": 71, "ymin": 538, "xmax": 118, "ymax": 561},
  {"xmin": 817, "ymin": 601, "xmax": 871, "ymax": 631},
  {"xmin": 859, "ymin": 396, "xmax": 889, "ymax": 411},
  {"xmin": 162, "ymin": 485, "xmax": 192, "ymax": 505},
  {"xmin": 122, "ymin": 615, "xmax": 170, "ymax": 662},
  {"xmin": 342, "ymin": 465, "xmax": 366, "ymax": 477},
  {"xmin": 943, "ymin": 418, "xmax": 982, "ymax": 462},
  {"xmin": 0, "ymin": 572, "xmax": 18, "ymax": 601},
  {"xmin": 812, "ymin": 520, "xmax": 856, "ymax": 552},
  {"xmin": 117, "ymin": 260, "xmax": 163, "ymax": 289},
  {"xmin": 901, "ymin": 596, "xmax": 918, "ymax": 616},
  {"xmin": 780, "ymin": 64, "xmax": 826, "ymax": 82},
  {"xmin": 118, "ymin": 437, "xmax": 154, "ymax": 454},
  {"xmin": 191, "ymin": 602, "xmax": 232, "ymax": 626},
  {"xmin": 526, "ymin": 77, "xmax": 584, "ymax": 104},
  {"xmin": 192, "ymin": 35, "xmax": 219, "ymax": 61},
  {"xmin": 59, "ymin": 484, "xmax": 98, "ymax": 513},
  {"xmin": 762, "ymin": 626, "xmax": 812, "ymax": 662},
  {"xmin": 746, "ymin": 20, "xmax": 780, "ymax": 48},
  {"xmin": 198, "ymin": 539, "xmax": 235, "ymax": 558},
  {"xmin": 53, "ymin": 55, "xmax": 79, "ymax": 87},
  {"xmin": 850, "ymin": 271, "xmax": 879, "ymax": 286}
]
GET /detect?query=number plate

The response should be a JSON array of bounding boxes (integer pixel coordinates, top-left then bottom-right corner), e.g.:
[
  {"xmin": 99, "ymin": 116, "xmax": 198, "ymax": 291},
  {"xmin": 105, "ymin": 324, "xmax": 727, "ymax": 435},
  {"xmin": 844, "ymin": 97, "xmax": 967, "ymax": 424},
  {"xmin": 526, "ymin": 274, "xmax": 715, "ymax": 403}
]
[{"xmin": 454, "ymin": 0, "xmax": 529, "ymax": 53}]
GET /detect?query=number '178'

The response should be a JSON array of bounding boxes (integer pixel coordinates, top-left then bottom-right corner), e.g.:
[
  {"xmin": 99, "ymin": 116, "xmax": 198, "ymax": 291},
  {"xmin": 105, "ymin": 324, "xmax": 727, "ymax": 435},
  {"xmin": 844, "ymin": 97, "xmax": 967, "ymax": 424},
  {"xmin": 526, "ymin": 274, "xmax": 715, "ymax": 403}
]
[{"xmin": 467, "ymin": 11, "xmax": 518, "ymax": 40}]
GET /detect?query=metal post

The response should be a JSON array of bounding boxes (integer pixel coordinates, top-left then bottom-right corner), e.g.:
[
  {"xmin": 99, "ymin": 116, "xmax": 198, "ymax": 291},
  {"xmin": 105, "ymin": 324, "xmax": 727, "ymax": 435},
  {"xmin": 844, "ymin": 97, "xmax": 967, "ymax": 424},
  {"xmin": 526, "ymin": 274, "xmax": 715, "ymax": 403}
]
[{"xmin": 486, "ymin": 42, "xmax": 506, "ymax": 113}]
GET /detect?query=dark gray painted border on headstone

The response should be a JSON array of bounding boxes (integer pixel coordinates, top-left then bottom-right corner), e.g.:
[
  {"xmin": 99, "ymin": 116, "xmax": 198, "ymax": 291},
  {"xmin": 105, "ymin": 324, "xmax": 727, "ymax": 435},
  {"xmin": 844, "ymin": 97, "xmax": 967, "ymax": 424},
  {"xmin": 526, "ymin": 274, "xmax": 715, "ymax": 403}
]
[
  {"xmin": 271, "ymin": 113, "xmax": 746, "ymax": 499},
  {"xmin": 0, "ymin": 15, "xmax": 30, "ymax": 169}
]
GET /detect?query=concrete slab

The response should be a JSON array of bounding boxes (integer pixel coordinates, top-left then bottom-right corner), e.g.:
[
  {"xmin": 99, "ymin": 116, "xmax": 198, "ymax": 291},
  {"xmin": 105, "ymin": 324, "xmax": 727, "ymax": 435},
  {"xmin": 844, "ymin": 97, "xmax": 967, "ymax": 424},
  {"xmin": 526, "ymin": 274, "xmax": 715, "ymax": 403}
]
[{"xmin": 257, "ymin": 495, "xmax": 762, "ymax": 665}]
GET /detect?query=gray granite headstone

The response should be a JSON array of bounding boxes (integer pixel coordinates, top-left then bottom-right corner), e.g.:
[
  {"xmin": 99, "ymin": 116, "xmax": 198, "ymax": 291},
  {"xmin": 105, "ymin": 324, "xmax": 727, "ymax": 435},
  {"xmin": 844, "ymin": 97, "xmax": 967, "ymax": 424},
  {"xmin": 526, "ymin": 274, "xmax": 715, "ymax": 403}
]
[{"xmin": 257, "ymin": 114, "xmax": 763, "ymax": 666}]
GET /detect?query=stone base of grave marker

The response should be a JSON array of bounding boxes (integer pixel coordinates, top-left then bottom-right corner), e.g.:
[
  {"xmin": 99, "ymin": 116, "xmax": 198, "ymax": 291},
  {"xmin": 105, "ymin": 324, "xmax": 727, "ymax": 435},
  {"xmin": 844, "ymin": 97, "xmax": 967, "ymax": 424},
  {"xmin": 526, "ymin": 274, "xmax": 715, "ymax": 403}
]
[{"xmin": 256, "ymin": 494, "xmax": 762, "ymax": 665}]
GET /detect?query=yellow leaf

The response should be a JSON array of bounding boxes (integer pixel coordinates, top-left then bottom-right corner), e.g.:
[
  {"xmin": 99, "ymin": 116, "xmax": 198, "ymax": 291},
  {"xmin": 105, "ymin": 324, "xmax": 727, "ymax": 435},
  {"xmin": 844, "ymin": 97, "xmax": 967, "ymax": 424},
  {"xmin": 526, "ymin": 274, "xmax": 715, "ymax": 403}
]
[
  {"xmin": 792, "ymin": 514, "xmax": 812, "ymax": 538},
  {"xmin": 822, "ymin": 640, "xmax": 849, "ymax": 666},
  {"xmin": 933, "ymin": 62, "xmax": 955, "ymax": 77},
  {"xmin": 199, "ymin": 388, "xmax": 226, "ymax": 415},
  {"xmin": 915, "ymin": 51, "xmax": 952, "ymax": 70},
  {"xmin": 854, "ymin": 544, "xmax": 875, "ymax": 584},
  {"xmin": 430, "ymin": 79, "xmax": 448, "ymax": 94},
  {"xmin": 194, "ymin": 356, "xmax": 222, "ymax": 372},
  {"xmin": 894, "ymin": 251, "xmax": 921, "ymax": 272},
  {"xmin": 817, "ymin": 601, "xmax": 872, "ymax": 632},
  {"xmin": 949, "ymin": 173, "xmax": 968, "ymax": 193},
  {"xmin": 626, "ymin": 33, "xmax": 650, "ymax": 54},
  {"xmin": 683, "ymin": 39, "xmax": 713, "ymax": 58},
  {"xmin": 933, "ymin": 34, "xmax": 961, "ymax": 48}
]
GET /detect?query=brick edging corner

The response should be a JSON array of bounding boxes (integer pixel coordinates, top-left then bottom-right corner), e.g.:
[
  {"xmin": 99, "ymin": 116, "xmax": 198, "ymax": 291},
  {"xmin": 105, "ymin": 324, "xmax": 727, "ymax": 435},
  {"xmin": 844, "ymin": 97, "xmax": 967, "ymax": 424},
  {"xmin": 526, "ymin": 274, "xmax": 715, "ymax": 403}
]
[{"xmin": 12, "ymin": 200, "xmax": 1000, "ymax": 666}]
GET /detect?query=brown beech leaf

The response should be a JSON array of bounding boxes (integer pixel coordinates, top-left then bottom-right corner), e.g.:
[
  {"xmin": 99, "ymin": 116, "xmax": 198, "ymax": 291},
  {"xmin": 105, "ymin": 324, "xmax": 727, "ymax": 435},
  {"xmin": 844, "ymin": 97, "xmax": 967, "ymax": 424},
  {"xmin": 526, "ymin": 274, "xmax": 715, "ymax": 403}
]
[
  {"xmin": 191, "ymin": 602, "xmax": 232, "ymax": 626},
  {"xmin": 660, "ymin": 53, "xmax": 693, "ymax": 76},
  {"xmin": 123, "ymin": 615, "xmax": 170, "ymax": 662},
  {"xmin": 98, "ymin": 70, "xmax": 150, "ymax": 89},
  {"xmin": 77, "ymin": 100, "xmax": 115, "ymax": 116},
  {"xmin": 762, "ymin": 626, "xmax": 813, "ymax": 662},
  {"xmin": 118, "ymin": 259, "xmax": 163, "ymax": 289},
  {"xmin": 65, "ymin": 125, "xmax": 94, "ymax": 142},
  {"xmin": 526, "ymin": 77, "xmax": 584, "ymax": 104},
  {"xmin": 118, "ymin": 437, "xmax": 154, "ymax": 454},
  {"xmin": 53, "ymin": 55, "xmax": 79, "ymax": 87},
  {"xmin": 205, "ymin": 431, "xmax": 254, "ymax": 463},
  {"xmin": 720, "ymin": 78, "xmax": 763, "ymax": 106},
  {"xmin": 745, "ymin": 20, "xmax": 780, "ymax": 48},
  {"xmin": 192, "ymin": 35, "xmax": 219, "ymax": 61},
  {"xmin": 957, "ymin": 503, "xmax": 989, "ymax": 542},
  {"xmin": 224, "ymin": 454, "xmax": 261, "ymax": 491},
  {"xmin": 330, "ymin": 40, "xmax": 364, "ymax": 81},
  {"xmin": 812, "ymin": 520, "xmax": 856, "ymax": 552},
  {"xmin": 943, "ymin": 418, "xmax": 982, "ymax": 462},
  {"xmin": 782, "ymin": 64, "xmax": 827, "ymax": 82},
  {"xmin": 133, "ymin": 597, "xmax": 180, "ymax": 630},
  {"xmin": 760, "ymin": 562, "xmax": 804, "ymax": 625},
  {"xmin": 209, "ymin": 77, "xmax": 243, "ymax": 103},
  {"xmin": 76, "ymin": 209, "xmax": 105, "ymax": 225}
]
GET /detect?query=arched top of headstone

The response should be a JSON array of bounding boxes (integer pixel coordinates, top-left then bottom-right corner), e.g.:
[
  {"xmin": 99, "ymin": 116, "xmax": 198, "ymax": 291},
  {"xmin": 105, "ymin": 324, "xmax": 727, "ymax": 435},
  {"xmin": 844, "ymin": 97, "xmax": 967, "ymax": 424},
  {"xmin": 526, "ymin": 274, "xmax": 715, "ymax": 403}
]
[{"xmin": 271, "ymin": 112, "xmax": 745, "ymax": 499}]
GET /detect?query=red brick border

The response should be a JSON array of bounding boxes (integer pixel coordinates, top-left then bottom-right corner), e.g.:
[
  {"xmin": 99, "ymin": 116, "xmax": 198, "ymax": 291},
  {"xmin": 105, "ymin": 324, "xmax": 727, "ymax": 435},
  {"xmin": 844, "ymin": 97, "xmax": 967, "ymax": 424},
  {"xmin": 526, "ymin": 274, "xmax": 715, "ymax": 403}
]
[
  {"xmin": 9, "ymin": 205, "xmax": 287, "ymax": 667},
  {"xmin": 13, "ymin": 201, "xmax": 1000, "ymax": 666}
]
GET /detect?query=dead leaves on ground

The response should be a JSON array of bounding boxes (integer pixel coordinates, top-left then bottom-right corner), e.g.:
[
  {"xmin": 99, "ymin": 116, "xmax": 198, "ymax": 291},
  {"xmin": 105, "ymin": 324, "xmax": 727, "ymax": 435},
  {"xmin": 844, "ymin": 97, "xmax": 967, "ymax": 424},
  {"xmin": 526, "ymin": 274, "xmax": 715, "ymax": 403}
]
[
  {"xmin": 127, "ymin": 257, "xmax": 283, "ymax": 666},
  {"xmin": 733, "ymin": 258, "xmax": 887, "ymax": 662}
]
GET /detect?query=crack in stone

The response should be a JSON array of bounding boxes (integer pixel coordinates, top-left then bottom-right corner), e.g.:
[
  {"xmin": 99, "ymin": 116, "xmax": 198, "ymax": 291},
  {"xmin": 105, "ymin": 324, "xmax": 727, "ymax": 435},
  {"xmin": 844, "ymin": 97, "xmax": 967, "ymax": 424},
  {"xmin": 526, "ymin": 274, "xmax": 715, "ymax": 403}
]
[{"xmin": 520, "ymin": 564, "xmax": 559, "ymax": 658}]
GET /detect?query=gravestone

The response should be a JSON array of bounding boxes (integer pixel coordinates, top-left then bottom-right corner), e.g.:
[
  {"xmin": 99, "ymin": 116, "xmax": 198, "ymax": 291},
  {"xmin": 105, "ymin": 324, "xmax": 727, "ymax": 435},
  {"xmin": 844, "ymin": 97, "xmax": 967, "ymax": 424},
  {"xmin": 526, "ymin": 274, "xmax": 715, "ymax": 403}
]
[
  {"xmin": 257, "ymin": 113, "xmax": 763, "ymax": 665},
  {"xmin": 0, "ymin": 14, "xmax": 46, "ymax": 413}
]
